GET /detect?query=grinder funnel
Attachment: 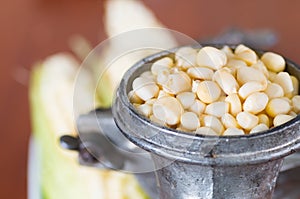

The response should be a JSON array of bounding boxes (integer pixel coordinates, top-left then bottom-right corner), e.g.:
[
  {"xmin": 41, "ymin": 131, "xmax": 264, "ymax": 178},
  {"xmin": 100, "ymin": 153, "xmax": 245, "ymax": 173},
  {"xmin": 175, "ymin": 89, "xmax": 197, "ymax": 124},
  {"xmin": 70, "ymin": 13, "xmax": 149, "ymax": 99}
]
[{"xmin": 113, "ymin": 45, "xmax": 300, "ymax": 199}]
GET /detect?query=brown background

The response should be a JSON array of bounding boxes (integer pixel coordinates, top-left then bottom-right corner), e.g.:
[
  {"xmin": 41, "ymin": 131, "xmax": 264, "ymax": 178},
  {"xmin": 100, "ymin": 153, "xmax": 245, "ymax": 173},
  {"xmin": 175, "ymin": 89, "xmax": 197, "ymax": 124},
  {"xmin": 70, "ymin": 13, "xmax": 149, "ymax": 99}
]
[{"xmin": 1, "ymin": 0, "xmax": 300, "ymax": 198}]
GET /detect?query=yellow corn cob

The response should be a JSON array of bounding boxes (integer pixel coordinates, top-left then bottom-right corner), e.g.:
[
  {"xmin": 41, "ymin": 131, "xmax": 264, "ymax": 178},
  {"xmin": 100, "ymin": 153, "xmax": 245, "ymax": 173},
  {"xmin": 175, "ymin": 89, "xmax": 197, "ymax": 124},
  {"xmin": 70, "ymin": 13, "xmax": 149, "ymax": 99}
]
[{"xmin": 29, "ymin": 53, "xmax": 149, "ymax": 199}]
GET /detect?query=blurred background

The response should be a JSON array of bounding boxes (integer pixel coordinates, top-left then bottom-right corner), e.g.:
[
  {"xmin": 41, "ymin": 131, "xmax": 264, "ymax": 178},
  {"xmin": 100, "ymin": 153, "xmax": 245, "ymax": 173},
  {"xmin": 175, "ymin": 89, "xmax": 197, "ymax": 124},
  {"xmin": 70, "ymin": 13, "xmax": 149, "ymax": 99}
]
[{"xmin": 1, "ymin": 0, "xmax": 300, "ymax": 198}]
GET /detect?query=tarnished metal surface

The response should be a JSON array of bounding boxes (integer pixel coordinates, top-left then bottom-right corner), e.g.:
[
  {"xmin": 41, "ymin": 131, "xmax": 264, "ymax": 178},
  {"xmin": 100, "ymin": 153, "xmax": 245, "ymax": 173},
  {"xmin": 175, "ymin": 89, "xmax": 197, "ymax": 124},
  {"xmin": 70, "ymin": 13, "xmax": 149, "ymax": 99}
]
[
  {"xmin": 113, "ymin": 45, "xmax": 300, "ymax": 199},
  {"xmin": 62, "ymin": 107, "xmax": 300, "ymax": 198}
]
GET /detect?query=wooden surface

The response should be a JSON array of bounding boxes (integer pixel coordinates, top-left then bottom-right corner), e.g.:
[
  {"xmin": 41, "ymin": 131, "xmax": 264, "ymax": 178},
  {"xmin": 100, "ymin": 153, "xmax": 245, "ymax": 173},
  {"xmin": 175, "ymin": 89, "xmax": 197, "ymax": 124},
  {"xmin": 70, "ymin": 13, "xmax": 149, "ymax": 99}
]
[{"xmin": 1, "ymin": 0, "xmax": 300, "ymax": 198}]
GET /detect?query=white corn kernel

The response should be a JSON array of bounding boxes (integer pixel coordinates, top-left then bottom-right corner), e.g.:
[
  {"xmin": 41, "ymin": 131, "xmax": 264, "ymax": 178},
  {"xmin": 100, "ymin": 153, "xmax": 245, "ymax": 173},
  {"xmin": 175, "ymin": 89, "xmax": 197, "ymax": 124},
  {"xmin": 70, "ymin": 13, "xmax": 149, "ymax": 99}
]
[
  {"xmin": 187, "ymin": 67, "xmax": 214, "ymax": 80},
  {"xmin": 175, "ymin": 47, "xmax": 198, "ymax": 69},
  {"xmin": 151, "ymin": 57, "xmax": 173, "ymax": 75},
  {"xmin": 292, "ymin": 95, "xmax": 300, "ymax": 113},
  {"xmin": 264, "ymin": 82, "xmax": 284, "ymax": 99},
  {"xmin": 145, "ymin": 98, "xmax": 156, "ymax": 105},
  {"xmin": 163, "ymin": 71, "xmax": 191, "ymax": 95},
  {"xmin": 205, "ymin": 101, "xmax": 229, "ymax": 118},
  {"xmin": 157, "ymin": 90, "xmax": 172, "ymax": 99},
  {"xmin": 196, "ymin": 46, "xmax": 227, "ymax": 70},
  {"xmin": 153, "ymin": 96, "xmax": 184, "ymax": 125},
  {"xmin": 249, "ymin": 123, "xmax": 269, "ymax": 134},
  {"xmin": 156, "ymin": 69, "xmax": 170, "ymax": 86},
  {"xmin": 237, "ymin": 67, "xmax": 267, "ymax": 87},
  {"xmin": 150, "ymin": 114, "xmax": 166, "ymax": 126},
  {"xmin": 128, "ymin": 90, "xmax": 144, "ymax": 104},
  {"xmin": 243, "ymin": 92, "xmax": 269, "ymax": 114},
  {"xmin": 266, "ymin": 98, "xmax": 291, "ymax": 117},
  {"xmin": 213, "ymin": 69, "xmax": 239, "ymax": 95},
  {"xmin": 273, "ymin": 114, "xmax": 295, "ymax": 127},
  {"xmin": 273, "ymin": 72, "xmax": 294, "ymax": 94},
  {"xmin": 176, "ymin": 125, "xmax": 193, "ymax": 132},
  {"xmin": 195, "ymin": 127, "xmax": 218, "ymax": 136},
  {"xmin": 136, "ymin": 104, "xmax": 152, "ymax": 117},
  {"xmin": 268, "ymin": 71, "xmax": 277, "ymax": 82},
  {"xmin": 176, "ymin": 92, "xmax": 196, "ymax": 109},
  {"xmin": 221, "ymin": 113, "xmax": 239, "ymax": 128},
  {"xmin": 235, "ymin": 44, "xmax": 257, "ymax": 65},
  {"xmin": 192, "ymin": 80, "xmax": 201, "ymax": 93},
  {"xmin": 281, "ymin": 97, "xmax": 292, "ymax": 104},
  {"xmin": 197, "ymin": 81, "xmax": 221, "ymax": 103},
  {"xmin": 238, "ymin": 81, "xmax": 265, "ymax": 99},
  {"xmin": 289, "ymin": 111, "xmax": 297, "ymax": 117},
  {"xmin": 180, "ymin": 112, "xmax": 200, "ymax": 130},
  {"xmin": 225, "ymin": 93, "xmax": 242, "ymax": 116},
  {"xmin": 225, "ymin": 59, "xmax": 247, "ymax": 76},
  {"xmin": 261, "ymin": 52, "xmax": 285, "ymax": 72},
  {"xmin": 222, "ymin": 66, "xmax": 235, "ymax": 76},
  {"xmin": 286, "ymin": 75, "xmax": 300, "ymax": 98},
  {"xmin": 223, "ymin": 127, "xmax": 245, "ymax": 136},
  {"xmin": 218, "ymin": 95, "xmax": 227, "ymax": 102},
  {"xmin": 132, "ymin": 77, "xmax": 159, "ymax": 101},
  {"xmin": 188, "ymin": 99, "xmax": 206, "ymax": 114},
  {"xmin": 221, "ymin": 45, "xmax": 234, "ymax": 58},
  {"xmin": 291, "ymin": 76, "xmax": 299, "ymax": 96},
  {"xmin": 251, "ymin": 60, "xmax": 269, "ymax": 78},
  {"xmin": 236, "ymin": 111, "xmax": 259, "ymax": 130},
  {"xmin": 203, "ymin": 115, "xmax": 224, "ymax": 134},
  {"xmin": 130, "ymin": 45, "xmax": 300, "ymax": 136},
  {"xmin": 257, "ymin": 113, "xmax": 271, "ymax": 127}
]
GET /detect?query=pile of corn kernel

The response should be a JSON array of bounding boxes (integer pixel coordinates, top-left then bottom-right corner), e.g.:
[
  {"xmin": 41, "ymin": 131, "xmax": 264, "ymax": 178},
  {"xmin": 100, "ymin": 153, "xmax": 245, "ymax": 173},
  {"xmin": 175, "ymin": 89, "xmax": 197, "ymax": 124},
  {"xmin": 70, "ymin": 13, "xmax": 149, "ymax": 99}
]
[{"xmin": 128, "ymin": 44, "xmax": 300, "ymax": 136}]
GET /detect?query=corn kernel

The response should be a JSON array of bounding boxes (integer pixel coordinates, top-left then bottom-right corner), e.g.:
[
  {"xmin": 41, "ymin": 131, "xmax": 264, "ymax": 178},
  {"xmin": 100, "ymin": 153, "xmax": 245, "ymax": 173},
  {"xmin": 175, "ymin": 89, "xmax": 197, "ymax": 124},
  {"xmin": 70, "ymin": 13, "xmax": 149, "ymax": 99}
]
[
  {"xmin": 187, "ymin": 67, "xmax": 214, "ymax": 80},
  {"xmin": 202, "ymin": 115, "xmax": 225, "ymax": 135},
  {"xmin": 292, "ymin": 95, "xmax": 300, "ymax": 113},
  {"xmin": 273, "ymin": 72, "xmax": 294, "ymax": 94},
  {"xmin": 235, "ymin": 44, "xmax": 257, "ymax": 65},
  {"xmin": 243, "ymin": 92, "xmax": 269, "ymax": 114},
  {"xmin": 162, "ymin": 71, "xmax": 191, "ymax": 95},
  {"xmin": 221, "ymin": 113, "xmax": 239, "ymax": 129},
  {"xmin": 273, "ymin": 114, "xmax": 295, "ymax": 127},
  {"xmin": 266, "ymin": 98, "xmax": 291, "ymax": 117},
  {"xmin": 237, "ymin": 66, "xmax": 267, "ymax": 87},
  {"xmin": 264, "ymin": 82, "xmax": 284, "ymax": 99},
  {"xmin": 195, "ymin": 127, "xmax": 218, "ymax": 136},
  {"xmin": 221, "ymin": 45, "xmax": 234, "ymax": 58},
  {"xmin": 136, "ymin": 104, "xmax": 152, "ymax": 117},
  {"xmin": 197, "ymin": 46, "xmax": 227, "ymax": 70},
  {"xmin": 251, "ymin": 60, "xmax": 269, "ymax": 78},
  {"xmin": 291, "ymin": 76, "xmax": 299, "ymax": 96},
  {"xmin": 157, "ymin": 90, "xmax": 172, "ymax": 99},
  {"xmin": 249, "ymin": 123, "xmax": 269, "ymax": 134},
  {"xmin": 188, "ymin": 99, "xmax": 206, "ymax": 114},
  {"xmin": 257, "ymin": 113, "xmax": 271, "ymax": 127},
  {"xmin": 128, "ymin": 90, "xmax": 144, "ymax": 104},
  {"xmin": 205, "ymin": 101, "xmax": 229, "ymax": 118},
  {"xmin": 225, "ymin": 93, "xmax": 242, "ymax": 116},
  {"xmin": 152, "ymin": 96, "xmax": 184, "ymax": 125},
  {"xmin": 238, "ymin": 81, "xmax": 266, "ymax": 99},
  {"xmin": 213, "ymin": 69, "xmax": 239, "ymax": 95},
  {"xmin": 197, "ymin": 81, "xmax": 221, "ymax": 103},
  {"xmin": 180, "ymin": 111, "xmax": 200, "ymax": 130},
  {"xmin": 236, "ymin": 111, "xmax": 259, "ymax": 130},
  {"xmin": 132, "ymin": 77, "xmax": 159, "ymax": 101},
  {"xmin": 223, "ymin": 127, "xmax": 245, "ymax": 136},
  {"xmin": 151, "ymin": 57, "xmax": 173, "ymax": 75},
  {"xmin": 261, "ymin": 52, "xmax": 285, "ymax": 73},
  {"xmin": 176, "ymin": 92, "xmax": 196, "ymax": 109},
  {"xmin": 175, "ymin": 47, "xmax": 198, "ymax": 69}
]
